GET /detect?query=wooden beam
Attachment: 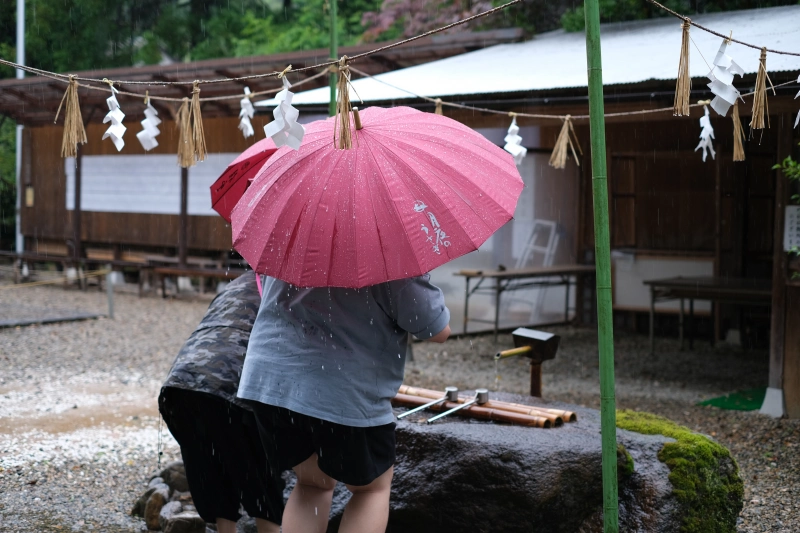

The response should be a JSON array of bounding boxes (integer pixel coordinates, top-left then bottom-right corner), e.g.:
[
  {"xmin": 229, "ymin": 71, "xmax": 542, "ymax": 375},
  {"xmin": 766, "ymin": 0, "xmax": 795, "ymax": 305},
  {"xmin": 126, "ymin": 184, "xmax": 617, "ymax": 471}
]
[
  {"xmin": 714, "ymin": 146, "xmax": 722, "ymax": 342},
  {"xmin": 769, "ymin": 113, "xmax": 793, "ymax": 390},
  {"xmin": 366, "ymin": 54, "xmax": 404, "ymax": 72},
  {"xmin": 72, "ymin": 144, "xmax": 83, "ymax": 264},
  {"xmin": 179, "ymin": 167, "xmax": 189, "ymax": 267},
  {"xmin": 152, "ymin": 75, "xmax": 192, "ymax": 98},
  {"xmin": 214, "ymin": 69, "xmax": 251, "ymax": 88},
  {"xmin": 5, "ymin": 87, "xmax": 44, "ymax": 108}
]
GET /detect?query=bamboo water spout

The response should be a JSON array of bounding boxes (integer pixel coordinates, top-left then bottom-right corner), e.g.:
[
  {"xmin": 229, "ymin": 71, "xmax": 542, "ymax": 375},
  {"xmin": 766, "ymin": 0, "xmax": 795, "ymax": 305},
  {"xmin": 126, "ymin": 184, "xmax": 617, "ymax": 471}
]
[
  {"xmin": 398, "ymin": 385, "xmax": 576, "ymax": 426},
  {"xmin": 397, "ymin": 386, "xmax": 458, "ymax": 419},
  {"xmin": 392, "ymin": 393, "xmax": 551, "ymax": 428},
  {"xmin": 426, "ymin": 389, "xmax": 489, "ymax": 424}
]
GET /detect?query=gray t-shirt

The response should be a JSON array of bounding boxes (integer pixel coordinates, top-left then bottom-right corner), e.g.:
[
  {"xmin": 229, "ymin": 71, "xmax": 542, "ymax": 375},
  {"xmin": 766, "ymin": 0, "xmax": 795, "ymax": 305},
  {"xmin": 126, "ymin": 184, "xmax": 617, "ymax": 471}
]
[{"xmin": 237, "ymin": 274, "xmax": 450, "ymax": 427}]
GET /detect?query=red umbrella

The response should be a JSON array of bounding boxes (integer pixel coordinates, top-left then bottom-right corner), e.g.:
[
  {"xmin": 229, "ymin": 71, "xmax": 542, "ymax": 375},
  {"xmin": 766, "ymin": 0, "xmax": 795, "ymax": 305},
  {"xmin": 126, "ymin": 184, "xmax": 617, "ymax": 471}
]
[
  {"xmin": 232, "ymin": 106, "xmax": 523, "ymax": 288},
  {"xmin": 210, "ymin": 138, "xmax": 278, "ymax": 223}
]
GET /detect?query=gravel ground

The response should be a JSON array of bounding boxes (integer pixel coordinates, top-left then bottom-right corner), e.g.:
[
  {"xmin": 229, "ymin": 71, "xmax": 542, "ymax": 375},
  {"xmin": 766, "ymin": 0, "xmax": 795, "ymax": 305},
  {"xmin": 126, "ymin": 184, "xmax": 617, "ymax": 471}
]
[
  {"xmin": 1, "ymin": 283, "xmax": 797, "ymax": 532},
  {"xmin": 407, "ymin": 330, "xmax": 800, "ymax": 533}
]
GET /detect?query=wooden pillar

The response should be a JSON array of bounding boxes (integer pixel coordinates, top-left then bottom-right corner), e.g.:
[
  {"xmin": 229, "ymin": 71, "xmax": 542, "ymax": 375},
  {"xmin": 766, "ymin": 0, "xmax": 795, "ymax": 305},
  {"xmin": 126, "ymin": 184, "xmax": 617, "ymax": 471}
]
[
  {"xmin": 179, "ymin": 167, "xmax": 188, "ymax": 267},
  {"xmin": 714, "ymin": 146, "xmax": 722, "ymax": 342},
  {"xmin": 763, "ymin": 114, "xmax": 794, "ymax": 417},
  {"xmin": 72, "ymin": 145, "xmax": 83, "ymax": 264}
]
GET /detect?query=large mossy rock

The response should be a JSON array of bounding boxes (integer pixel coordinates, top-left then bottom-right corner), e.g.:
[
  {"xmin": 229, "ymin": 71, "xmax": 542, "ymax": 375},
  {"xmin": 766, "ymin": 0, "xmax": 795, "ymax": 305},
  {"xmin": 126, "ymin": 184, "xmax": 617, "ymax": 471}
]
[
  {"xmin": 324, "ymin": 392, "xmax": 742, "ymax": 533},
  {"xmin": 616, "ymin": 410, "xmax": 744, "ymax": 533}
]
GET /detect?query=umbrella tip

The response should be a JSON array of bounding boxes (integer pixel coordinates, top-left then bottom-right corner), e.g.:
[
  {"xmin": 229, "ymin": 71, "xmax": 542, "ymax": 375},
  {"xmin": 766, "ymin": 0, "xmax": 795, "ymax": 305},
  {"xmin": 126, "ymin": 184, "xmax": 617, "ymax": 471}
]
[{"xmin": 353, "ymin": 107, "xmax": 363, "ymax": 130}]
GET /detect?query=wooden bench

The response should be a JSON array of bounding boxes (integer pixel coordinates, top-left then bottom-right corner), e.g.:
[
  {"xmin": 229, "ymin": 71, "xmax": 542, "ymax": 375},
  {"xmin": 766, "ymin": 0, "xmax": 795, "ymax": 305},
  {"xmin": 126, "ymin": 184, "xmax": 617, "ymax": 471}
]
[
  {"xmin": 643, "ymin": 276, "xmax": 772, "ymax": 353},
  {"xmin": 153, "ymin": 266, "xmax": 249, "ymax": 297},
  {"xmin": 454, "ymin": 265, "xmax": 597, "ymax": 342},
  {"xmin": 0, "ymin": 250, "xmax": 73, "ymax": 284}
]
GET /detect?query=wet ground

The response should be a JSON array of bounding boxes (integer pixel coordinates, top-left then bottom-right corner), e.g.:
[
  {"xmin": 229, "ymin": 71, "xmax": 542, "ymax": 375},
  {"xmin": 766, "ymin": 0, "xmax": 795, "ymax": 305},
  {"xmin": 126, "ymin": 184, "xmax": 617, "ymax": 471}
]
[{"xmin": 0, "ymin": 284, "xmax": 797, "ymax": 532}]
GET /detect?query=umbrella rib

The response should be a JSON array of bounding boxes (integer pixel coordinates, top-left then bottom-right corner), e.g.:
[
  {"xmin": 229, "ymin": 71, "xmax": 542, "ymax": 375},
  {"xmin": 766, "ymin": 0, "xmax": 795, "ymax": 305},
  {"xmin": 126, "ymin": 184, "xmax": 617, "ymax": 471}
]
[
  {"xmin": 366, "ymin": 136, "xmax": 499, "ymax": 250},
  {"xmin": 290, "ymin": 150, "xmax": 341, "ymax": 286},
  {"xmin": 386, "ymin": 132, "xmax": 520, "ymax": 216},
  {"xmin": 361, "ymin": 139, "xmax": 425, "ymax": 278}
]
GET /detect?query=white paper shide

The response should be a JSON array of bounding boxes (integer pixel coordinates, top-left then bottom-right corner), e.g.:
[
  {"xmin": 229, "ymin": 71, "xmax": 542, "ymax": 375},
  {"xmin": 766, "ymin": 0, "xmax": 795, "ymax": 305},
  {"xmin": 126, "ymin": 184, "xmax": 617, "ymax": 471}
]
[
  {"xmin": 239, "ymin": 87, "xmax": 255, "ymax": 139},
  {"xmin": 264, "ymin": 77, "xmax": 305, "ymax": 150},
  {"xmin": 695, "ymin": 105, "xmax": 716, "ymax": 162},
  {"xmin": 503, "ymin": 117, "xmax": 527, "ymax": 166},
  {"xmin": 707, "ymin": 39, "xmax": 744, "ymax": 117},
  {"xmin": 136, "ymin": 103, "xmax": 162, "ymax": 151},
  {"xmin": 102, "ymin": 89, "xmax": 126, "ymax": 151}
]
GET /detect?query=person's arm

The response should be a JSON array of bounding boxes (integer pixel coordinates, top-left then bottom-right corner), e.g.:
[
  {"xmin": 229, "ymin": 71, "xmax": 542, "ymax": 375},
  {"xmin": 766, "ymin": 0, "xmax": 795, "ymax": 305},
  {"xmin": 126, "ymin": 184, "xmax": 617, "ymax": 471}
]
[
  {"xmin": 427, "ymin": 324, "xmax": 451, "ymax": 343},
  {"xmin": 389, "ymin": 275, "xmax": 451, "ymax": 343}
]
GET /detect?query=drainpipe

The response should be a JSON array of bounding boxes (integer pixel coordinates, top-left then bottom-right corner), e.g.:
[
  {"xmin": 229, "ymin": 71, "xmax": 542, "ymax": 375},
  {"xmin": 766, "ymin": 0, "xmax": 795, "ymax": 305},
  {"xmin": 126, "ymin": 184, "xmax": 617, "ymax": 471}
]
[{"xmin": 15, "ymin": 0, "xmax": 25, "ymax": 253}]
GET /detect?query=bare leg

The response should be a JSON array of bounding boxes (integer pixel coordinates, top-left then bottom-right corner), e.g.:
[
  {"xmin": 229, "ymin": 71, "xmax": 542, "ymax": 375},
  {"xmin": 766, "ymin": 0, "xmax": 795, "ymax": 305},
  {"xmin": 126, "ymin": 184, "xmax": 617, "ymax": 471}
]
[
  {"xmin": 282, "ymin": 454, "xmax": 336, "ymax": 533},
  {"xmin": 255, "ymin": 518, "xmax": 281, "ymax": 533},
  {"xmin": 339, "ymin": 466, "xmax": 393, "ymax": 533},
  {"xmin": 216, "ymin": 518, "xmax": 237, "ymax": 533}
]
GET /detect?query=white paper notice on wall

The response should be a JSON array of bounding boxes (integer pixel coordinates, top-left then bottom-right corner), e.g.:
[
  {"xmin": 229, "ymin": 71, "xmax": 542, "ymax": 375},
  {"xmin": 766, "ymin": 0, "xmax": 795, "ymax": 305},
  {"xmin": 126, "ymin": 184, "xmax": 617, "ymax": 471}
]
[{"xmin": 785, "ymin": 206, "xmax": 800, "ymax": 252}]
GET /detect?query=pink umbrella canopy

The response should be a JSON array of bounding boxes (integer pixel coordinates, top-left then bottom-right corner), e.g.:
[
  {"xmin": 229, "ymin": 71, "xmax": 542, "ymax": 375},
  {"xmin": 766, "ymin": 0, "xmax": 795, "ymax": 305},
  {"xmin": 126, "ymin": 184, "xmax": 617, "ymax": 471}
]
[
  {"xmin": 210, "ymin": 138, "xmax": 278, "ymax": 223},
  {"xmin": 232, "ymin": 106, "xmax": 523, "ymax": 288}
]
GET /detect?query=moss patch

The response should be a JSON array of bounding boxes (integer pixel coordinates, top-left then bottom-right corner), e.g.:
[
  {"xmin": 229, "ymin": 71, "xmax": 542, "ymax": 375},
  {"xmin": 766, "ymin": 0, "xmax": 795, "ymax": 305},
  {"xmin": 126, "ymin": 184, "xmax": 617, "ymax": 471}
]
[
  {"xmin": 617, "ymin": 410, "xmax": 743, "ymax": 533},
  {"xmin": 617, "ymin": 443, "xmax": 635, "ymax": 478}
]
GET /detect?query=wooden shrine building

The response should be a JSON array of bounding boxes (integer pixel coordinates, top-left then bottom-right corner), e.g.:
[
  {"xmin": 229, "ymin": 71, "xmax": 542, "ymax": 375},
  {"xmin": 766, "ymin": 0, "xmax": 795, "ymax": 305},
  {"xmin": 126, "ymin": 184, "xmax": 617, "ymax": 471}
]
[
  {"xmin": 0, "ymin": 28, "xmax": 522, "ymax": 267},
  {"xmin": 283, "ymin": 6, "xmax": 800, "ymax": 416}
]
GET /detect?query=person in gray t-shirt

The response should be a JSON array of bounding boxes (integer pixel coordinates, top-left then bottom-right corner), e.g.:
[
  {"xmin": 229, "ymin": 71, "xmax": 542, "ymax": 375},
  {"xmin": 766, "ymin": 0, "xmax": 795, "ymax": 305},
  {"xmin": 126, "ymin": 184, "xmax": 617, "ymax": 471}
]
[{"xmin": 238, "ymin": 273, "xmax": 450, "ymax": 533}]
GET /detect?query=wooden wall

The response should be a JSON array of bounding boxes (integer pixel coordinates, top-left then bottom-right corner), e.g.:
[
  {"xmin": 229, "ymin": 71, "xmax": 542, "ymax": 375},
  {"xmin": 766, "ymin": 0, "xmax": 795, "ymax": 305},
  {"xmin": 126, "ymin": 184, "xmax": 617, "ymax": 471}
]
[
  {"xmin": 20, "ymin": 115, "xmax": 275, "ymax": 254},
  {"xmin": 785, "ymin": 287, "xmax": 800, "ymax": 418},
  {"xmin": 576, "ymin": 113, "xmax": 778, "ymax": 269}
]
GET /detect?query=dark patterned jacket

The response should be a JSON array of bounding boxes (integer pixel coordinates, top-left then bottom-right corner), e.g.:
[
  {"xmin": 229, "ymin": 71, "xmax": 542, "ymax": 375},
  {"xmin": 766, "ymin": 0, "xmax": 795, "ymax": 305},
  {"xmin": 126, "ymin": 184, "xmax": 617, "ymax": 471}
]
[{"xmin": 162, "ymin": 273, "xmax": 260, "ymax": 409}]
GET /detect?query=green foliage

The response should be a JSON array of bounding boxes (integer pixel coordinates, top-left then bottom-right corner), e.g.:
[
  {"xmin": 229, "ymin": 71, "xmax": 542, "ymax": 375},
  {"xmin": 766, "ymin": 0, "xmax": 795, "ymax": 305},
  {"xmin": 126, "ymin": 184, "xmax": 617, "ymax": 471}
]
[
  {"xmin": 229, "ymin": 0, "xmax": 382, "ymax": 58},
  {"xmin": 617, "ymin": 410, "xmax": 744, "ymax": 533},
  {"xmin": 773, "ymin": 142, "xmax": 800, "ymax": 205},
  {"xmin": 560, "ymin": 0, "xmax": 799, "ymax": 32},
  {"xmin": 0, "ymin": 119, "xmax": 16, "ymax": 251},
  {"xmin": 773, "ymin": 142, "xmax": 800, "ymax": 278}
]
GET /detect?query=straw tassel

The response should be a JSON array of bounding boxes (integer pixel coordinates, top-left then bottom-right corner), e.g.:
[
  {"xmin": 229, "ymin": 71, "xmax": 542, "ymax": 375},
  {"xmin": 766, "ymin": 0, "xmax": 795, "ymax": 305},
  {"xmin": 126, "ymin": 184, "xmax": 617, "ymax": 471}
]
[
  {"xmin": 176, "ymin": 97, "xmax": 194, "ymax": 168},
  {"xmin": 176, "ymin": 82, "xmax": 207, "ymax": 168},
  {"xmin": 732, "ymin": 101, "xmax": 746, "ymax": 162},
  {"xmin": 673, "ymin": 19, "xmax": 692, "ymax": 116},
  {"xmin": 334, "ymin": 56, "xmax": 353, "ymax": 149},
  {"xmin": 750, "ymin": 47, "xmax": 771, "ymax": 131},
  {"xmin": 548, "ymin": 116, "xmax": 582, "ymax": 169},
  {"xmin": 54, "ymin": 75, "xmax": 88, "ymax": 158},
  {"xmin": 434, "ymin": 98, "xmax": 443, "ymax": 115},
  {"xmin": 190, "ymin": 81, "xmax": 207, "ymax": 162}
]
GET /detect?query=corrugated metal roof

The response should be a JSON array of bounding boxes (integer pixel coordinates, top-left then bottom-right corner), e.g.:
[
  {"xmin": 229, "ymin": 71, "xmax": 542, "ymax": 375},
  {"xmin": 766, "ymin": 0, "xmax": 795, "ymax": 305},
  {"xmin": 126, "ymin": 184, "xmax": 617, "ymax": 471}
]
[{"xmin": 277, "ymin": 5, "xmax": 800, "ymax": 106}]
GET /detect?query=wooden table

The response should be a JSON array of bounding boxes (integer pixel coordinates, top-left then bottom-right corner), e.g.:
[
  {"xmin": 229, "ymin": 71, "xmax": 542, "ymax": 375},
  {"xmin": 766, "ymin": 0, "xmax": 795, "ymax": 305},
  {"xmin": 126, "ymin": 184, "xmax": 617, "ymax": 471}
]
[
  {"xmin": 454, "ymin": 265, "xmax": 596, "ymax": 342},
  {"xmin": 153, "ymin": 267, "xmax": 248, "ymax": 297},
  {"xmin": 643, "ymin": 276, "xmax": 772, "ymax": 353}
]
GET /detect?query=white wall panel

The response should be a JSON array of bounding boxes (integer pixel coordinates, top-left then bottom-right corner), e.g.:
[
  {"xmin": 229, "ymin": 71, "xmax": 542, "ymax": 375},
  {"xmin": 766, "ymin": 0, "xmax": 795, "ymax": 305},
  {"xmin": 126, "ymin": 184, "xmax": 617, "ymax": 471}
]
[{"xmin": 65, "ymin": 153, "xmax": 239, "ymax": 216}]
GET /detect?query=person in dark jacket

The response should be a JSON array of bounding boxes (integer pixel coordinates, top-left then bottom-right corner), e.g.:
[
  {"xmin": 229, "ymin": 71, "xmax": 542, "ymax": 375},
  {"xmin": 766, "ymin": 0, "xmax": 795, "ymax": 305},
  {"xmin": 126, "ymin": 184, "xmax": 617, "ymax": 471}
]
[{"xmin": 159, "ymin": 274, "xmax": 283, "ymax": 533}]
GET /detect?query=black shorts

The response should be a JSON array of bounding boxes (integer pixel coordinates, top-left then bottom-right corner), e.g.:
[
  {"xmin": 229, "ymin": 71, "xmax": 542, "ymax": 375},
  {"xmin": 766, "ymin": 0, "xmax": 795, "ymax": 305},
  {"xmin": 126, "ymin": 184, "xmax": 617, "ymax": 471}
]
[
  {"xmin": 159, "ymin": 387, "xmax": 285, "ymax": 524},
  {"xmin": 249, "ymin": 402, "xmax": 396, "ymax": 487}
]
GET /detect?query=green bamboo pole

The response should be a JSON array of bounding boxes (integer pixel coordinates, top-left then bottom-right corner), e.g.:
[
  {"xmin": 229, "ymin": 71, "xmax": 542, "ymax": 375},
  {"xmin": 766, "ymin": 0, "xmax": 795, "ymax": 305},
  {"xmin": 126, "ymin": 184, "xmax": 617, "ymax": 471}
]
[
  {"xmin": 583, "ymin": 1, "xmax": 619, "ymax": 532},
  {"xmin": 328, "ymin": 0, "xmax": 338, "ymax": 117}
]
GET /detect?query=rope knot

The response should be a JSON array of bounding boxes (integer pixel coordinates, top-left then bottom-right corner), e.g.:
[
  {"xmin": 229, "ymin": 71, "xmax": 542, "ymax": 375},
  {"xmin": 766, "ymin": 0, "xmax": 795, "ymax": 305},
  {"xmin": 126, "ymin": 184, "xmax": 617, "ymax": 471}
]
[{"xmin": 278, "ymin": 65, "xmax": 293, "ymax": 78}]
